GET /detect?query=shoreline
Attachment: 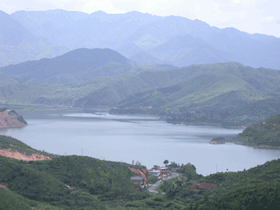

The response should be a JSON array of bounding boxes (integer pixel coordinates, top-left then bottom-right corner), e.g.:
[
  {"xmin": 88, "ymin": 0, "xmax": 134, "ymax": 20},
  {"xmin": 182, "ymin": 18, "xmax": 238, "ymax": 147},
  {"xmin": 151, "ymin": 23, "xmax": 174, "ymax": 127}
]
[
  {"xmin": 167, "ymin": 120, "xmax": 246, "ymax": 129},
  {"xmin": 0, "ymin": 124, "xmax": 27, "ymax": 130},
  {"xmin": 208, "ymin": 140, "xmax": 280, "ymax": 150}
]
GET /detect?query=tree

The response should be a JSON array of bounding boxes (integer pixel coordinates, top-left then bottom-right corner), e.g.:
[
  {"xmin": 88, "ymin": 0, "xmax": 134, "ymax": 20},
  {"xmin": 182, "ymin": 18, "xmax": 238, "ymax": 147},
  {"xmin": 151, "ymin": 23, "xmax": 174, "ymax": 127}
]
[
  {"xmin": 164, "ymin": 160, "xmax": 169, "ymax": 165},
  {"xmin": 135, "ymin": 160, "xmax": 141, "ymax": 166}
]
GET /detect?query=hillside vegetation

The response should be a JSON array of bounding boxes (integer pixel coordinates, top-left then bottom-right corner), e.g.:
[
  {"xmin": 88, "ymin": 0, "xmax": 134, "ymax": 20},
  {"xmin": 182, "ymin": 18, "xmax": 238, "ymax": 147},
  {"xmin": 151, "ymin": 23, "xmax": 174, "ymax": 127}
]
[
  {"xmin": 110, "ymin": 62, "xmax": 280, "ymax": 126},
  {"xmin": 236, "ymin": 114, "xmax": 280, "ymax": 148},
  {"xmin": 0, "ymin": 135, "xmax": 149, "ymax": 209},
  {"xmin": 1, "ymin": 135, "xmax": 280, "ymax": 209},
  {"xmin": 1, "ymin": 62, "xmax": 280, "ymax": 127},
  {"xmin": 158, "ymin": 159, "xmax": 280, "ymax": 210},
  {"xmin": 0, "ymin": 135, "xmax": 57, "ymax": 158}
]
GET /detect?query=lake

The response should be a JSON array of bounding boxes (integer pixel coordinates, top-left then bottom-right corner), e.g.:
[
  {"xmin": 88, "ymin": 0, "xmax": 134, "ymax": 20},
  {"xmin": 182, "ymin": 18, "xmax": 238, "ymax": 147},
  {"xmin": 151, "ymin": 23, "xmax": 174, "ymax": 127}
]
[{"xmin": 1, "ymin": 112, "xmax": 280, "ymax": 176}]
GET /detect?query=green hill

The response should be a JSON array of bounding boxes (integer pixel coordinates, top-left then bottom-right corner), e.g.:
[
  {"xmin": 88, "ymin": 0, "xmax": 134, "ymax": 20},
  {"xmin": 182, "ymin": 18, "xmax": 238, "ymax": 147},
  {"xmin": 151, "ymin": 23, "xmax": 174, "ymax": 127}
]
[
  {"xmin": 110, "ymin": 62, "xmax": 280, "ymax": 126},
  {"xmin": 1, "ymin": 62, "xmax": 280, "ymax": 127},
  {"xmin": 0, "ymin": 135, "xmax": 148, "ymax": 209},
  {"xmin": 235, "ymin": 114, "xmax": 280, "ymax": 148},
  {"xmin": 0, "ymin": 188, "xmax": 33, "ymax": 210},
  {"xmin": 156, "ymin": 159, "xmax": 280, "ymax": 210},
  {"xmin": 1, "ymin": 135, "xmax": 280, "ymax": 209},
  {"xmin": 0, "ymin": 48, "xmax": 176, "ymax": 83},
  {"xmin": 0, "ymin": 135, "xmax": 57, "ymax": 158}
]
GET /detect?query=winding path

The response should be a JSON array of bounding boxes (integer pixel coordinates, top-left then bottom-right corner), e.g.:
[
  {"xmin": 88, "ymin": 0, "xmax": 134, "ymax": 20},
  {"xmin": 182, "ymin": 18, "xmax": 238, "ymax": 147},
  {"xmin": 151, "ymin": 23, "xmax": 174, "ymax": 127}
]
[{"xmin": 148, "ymin": 173, "xmax": 179, "ymax": 194}]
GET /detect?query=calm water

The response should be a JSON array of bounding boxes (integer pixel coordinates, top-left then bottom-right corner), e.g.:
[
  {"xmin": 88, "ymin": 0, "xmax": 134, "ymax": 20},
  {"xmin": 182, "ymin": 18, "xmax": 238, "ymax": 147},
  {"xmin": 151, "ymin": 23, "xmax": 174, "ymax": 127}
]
[{"xmin": 1, "ymin": 112, "xmax": 280, "ymax": 176}]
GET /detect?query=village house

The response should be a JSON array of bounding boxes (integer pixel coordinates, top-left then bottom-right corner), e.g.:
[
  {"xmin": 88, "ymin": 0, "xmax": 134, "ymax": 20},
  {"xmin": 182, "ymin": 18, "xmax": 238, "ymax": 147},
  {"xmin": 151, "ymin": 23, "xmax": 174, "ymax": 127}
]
[
  {"xmin": 159, "ymin": 167, "xmax": 169, "ymax": 175},
  {"xmin": 130, "ymin": 176, "xmax": 145, "ymax": 185},
  {"xmin": 148, "ymin": 169, "xmax": 160, "ymax": 176},
  {"xmin": 152, "ymin": 165, "xmax": 160, "ymax": 170},
  {"xmin": 150, "ymin": 165, "xmax": 169, "ymax": 175},
  {"xmin": 0, "ymin": 184, "xmax": 8, "ymax": 189}
]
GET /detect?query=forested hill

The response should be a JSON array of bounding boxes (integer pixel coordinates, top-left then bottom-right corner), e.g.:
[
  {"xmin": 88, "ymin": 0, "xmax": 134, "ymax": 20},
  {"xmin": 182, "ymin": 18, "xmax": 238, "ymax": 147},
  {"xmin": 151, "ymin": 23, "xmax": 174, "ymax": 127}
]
[
  {"xmin": 1, "ymin": 61, "xmax": 280, "ymax": 127},
  {"xmin": 0, "ymin": 135, "xmax": 148, "ymax": 210},
  {"xmin": 0, "ymin": 48, "xmax": 176, "ymax": 83},
  {"xmin": 236, "ymin": 114, "xmax": 280, "ymax": 148},
  {"xmin": 110, "ymin": 62, "xmax": 280, "ymax": 126},
  {"xmin": 1, "ymin": 135, "xmax": 280, "ymax": 209}
]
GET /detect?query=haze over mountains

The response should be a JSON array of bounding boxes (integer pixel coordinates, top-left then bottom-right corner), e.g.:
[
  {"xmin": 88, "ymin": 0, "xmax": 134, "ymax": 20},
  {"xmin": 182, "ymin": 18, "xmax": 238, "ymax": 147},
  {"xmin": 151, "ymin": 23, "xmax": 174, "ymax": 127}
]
[
  {"xmin": 0, "ymin": 9, "xmax": 280, "ymax": 69},
  {"xmin": 0, "ymin": 11, "xmax": 70, "ymax": 67},
  {"xmin": 1, "ymin": 8, "xmax": 280, "ymax": 127},
  {"xmin": 0, "ymin": 48, "xmax": 176, "ymax": 83}
]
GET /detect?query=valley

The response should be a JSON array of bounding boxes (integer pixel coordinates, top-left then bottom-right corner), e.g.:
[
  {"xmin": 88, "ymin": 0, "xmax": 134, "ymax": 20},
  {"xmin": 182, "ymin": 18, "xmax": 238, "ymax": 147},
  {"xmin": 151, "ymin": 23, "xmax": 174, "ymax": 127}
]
[{"xmin": 1, "ymin": 7, "xmax": 280, "ymax": 210}]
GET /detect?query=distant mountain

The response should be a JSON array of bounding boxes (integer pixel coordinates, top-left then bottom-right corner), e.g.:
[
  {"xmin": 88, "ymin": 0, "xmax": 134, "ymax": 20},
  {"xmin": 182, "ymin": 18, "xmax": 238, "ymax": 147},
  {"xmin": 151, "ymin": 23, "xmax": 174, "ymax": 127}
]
[
  {"xmin": 117, "ymin": 16, "xmax": 280, "ymax": 69},
  {"xmin": 11, "ymin": 9, "xmax": 89, "ymax": 46},
  {"xmin": 148, "ymin": 35, "xmax": 233, "ymax": 66},
  {"xmin": 0, "ymin": 48, "xmax": 176, "ymax": 83},
  {"xmin": 117, "ymin": 16, "xmax": 212, "ymax": 53},
  {"xmin": 11, "ymin": 10, "xmax": 162, "ymax": 49},
  {"xmin": 129, "ymin": 52, "xmax": 173, "ymax": 65},
  {"xmin": 6, "ymin": 9, "xmax": 280, "ymax": 69},
  {"xmin": 0, "ymin": 10, "xmax": 70, "ymax": 67}
]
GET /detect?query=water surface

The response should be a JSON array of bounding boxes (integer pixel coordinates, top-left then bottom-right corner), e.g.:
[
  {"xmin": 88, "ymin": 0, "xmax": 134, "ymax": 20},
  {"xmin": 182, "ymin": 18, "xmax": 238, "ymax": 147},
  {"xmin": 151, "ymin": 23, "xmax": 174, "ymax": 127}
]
[{"xmin": 1, "ymin": 112, "xmax": 280, "ymax": 176}]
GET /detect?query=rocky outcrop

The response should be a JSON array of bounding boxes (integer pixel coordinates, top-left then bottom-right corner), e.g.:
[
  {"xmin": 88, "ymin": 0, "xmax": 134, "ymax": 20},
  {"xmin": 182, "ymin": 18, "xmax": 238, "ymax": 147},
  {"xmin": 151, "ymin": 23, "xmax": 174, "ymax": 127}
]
[
  {"xmin": 0, "ymin": 109, "xmax": 27, "ymax": 129},
  {"xmin": 0, "ymin": 148, "xmax": 51, "ymax": 161}
]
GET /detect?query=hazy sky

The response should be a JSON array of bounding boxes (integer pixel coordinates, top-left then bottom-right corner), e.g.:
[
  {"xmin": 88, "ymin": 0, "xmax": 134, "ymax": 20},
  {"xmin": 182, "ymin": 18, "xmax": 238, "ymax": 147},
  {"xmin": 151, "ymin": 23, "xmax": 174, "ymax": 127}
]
[{"xmin": 1, "ymin": 0, "xmax": 279, "ymax": 37}]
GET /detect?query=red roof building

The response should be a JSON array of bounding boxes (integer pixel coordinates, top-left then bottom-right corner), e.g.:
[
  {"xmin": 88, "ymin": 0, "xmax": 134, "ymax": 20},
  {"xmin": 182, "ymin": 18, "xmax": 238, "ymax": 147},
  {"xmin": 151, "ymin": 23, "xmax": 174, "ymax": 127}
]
[
  {"xmin": 130, "ymin": 176, "xmax": 146, "ymax": 185},
  {"xmin": 0, "ymin": 184, "xmax": 8, "ymax": 189},
  {"xmin": 159, "ymin": 167, "xmax": 169, "ymax": 175}
]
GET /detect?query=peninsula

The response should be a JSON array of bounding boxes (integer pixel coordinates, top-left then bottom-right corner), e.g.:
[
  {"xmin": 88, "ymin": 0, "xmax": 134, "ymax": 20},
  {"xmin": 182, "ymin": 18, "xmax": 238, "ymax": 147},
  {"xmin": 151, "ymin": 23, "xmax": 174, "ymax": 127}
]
[{"xmin": 0, "ymin": 108, "xmax": 27, "ymax": 129}]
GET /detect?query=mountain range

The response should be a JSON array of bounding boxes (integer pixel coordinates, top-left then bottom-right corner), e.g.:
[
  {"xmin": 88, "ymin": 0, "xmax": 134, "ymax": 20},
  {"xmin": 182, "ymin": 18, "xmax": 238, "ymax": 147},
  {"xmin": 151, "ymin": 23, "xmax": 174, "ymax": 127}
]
[
  {"xmin": 0, "ymin": 10, "xmax": 69, "ymax": 67},
  {"xmin": 1, "ymin": 51, "xmax": 280, "ymax": 127},
  {"xmin": 0, "ymin": 9, "xmax": 279, "ymax": 69}
]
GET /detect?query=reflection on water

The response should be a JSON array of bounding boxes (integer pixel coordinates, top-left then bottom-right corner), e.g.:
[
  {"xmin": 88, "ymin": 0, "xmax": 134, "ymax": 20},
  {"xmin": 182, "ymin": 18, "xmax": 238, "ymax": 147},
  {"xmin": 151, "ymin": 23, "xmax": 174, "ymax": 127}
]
[{"xmin": 1, "ymin": 113, "xmax": 280, "ymax": 176}]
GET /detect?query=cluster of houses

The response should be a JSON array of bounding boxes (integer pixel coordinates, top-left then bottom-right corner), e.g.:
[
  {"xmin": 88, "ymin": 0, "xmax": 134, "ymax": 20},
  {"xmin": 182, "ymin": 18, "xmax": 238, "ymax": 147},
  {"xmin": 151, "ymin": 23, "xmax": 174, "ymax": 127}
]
[{"xmin": 130, "ymin": 165, "xmax": 179, "ymax": 186}]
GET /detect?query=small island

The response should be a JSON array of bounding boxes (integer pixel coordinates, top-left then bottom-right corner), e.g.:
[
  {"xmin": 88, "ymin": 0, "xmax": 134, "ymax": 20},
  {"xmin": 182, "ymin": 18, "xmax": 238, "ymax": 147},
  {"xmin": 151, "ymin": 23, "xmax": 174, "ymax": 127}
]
[{"xmin": 0, "ymin": 108, "xmax": 27, "ymax": 129}]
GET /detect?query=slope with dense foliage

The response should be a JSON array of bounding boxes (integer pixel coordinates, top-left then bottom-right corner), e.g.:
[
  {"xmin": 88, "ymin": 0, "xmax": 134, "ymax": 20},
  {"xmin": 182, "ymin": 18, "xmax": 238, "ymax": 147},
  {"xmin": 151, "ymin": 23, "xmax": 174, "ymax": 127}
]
[
  {"xmin": 0, "ymin": 135, "xmax": 150, "ymax": 209},
  {"xmin": 157, "ymin": 159, "xmax": 280, "ymax": 210},
  {"xmin": 1, "ymin": 62, "xmax": 280, "ymax": 127},
  {"xmin": 236, "ymin": 114, "xmax": 280, "ymax": 148}
]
